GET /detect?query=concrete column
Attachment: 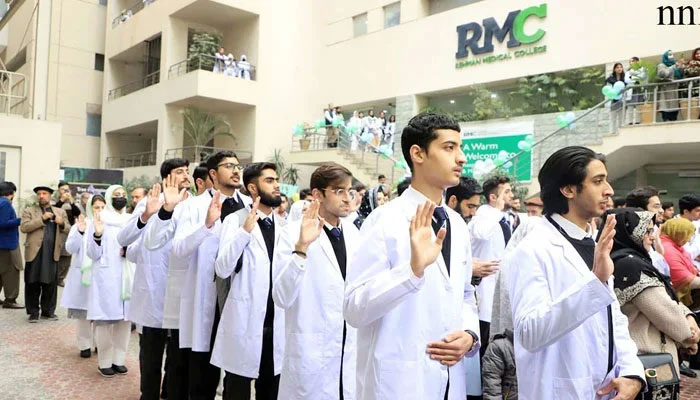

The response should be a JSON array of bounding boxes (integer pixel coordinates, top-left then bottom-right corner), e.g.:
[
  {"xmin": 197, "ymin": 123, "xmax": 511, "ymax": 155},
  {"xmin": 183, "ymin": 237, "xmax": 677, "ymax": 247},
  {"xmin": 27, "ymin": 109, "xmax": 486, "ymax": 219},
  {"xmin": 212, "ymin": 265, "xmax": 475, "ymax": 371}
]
[
  {"xmin": 32, "ymin": 0, "xmax": 51, "ymax": 120},
  {"xmin": 394, "ymin": 94, "xmax": 428, "ymax": 157},
  {"xmin": 635, "ymin": 167, "xmax": 648, "ymax": 187}
]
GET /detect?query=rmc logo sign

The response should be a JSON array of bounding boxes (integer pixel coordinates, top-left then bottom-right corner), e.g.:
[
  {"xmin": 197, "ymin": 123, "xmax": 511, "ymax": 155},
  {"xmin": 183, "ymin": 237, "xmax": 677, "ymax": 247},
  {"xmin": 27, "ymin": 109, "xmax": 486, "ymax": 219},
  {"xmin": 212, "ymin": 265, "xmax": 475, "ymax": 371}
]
[{"xmin": 455, "ymin": 3, "xmax": 547, "ymax": 67}]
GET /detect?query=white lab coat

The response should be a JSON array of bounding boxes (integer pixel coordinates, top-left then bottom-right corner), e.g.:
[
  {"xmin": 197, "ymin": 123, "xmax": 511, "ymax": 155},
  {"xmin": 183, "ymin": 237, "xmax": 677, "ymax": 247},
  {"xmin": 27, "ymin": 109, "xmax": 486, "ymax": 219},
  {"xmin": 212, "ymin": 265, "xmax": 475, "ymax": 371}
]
[
  {"xmin": 469, "ymin": 204, "xmax": 508, "ymax": 323},
  {"xmin": 172, "ymin": 191, "xmax": 222, "ymax": 352},
  {"xmin": 507, "ymin": 216, "xmax": 645, "ymax": 400},
  {"xmin": 60, "ymin": 224, "xmax": 92, "ymax": 311},
  {"xmin": 86, "ymin": 211, "xmax": 131, "ymax": 321},
  {"xmin": 211, "ymin": 208, "xmax": 286, "ymax": 378},
  {"xmin": 344, "ymin": 186, "xmax": 480, "ymax": 400},
  {"xmin": 273, "ymin": 219, "xmax": 360, "ymax": 399},
  {"xmin": 118, "ymin": 198, "xmax": 171, "ymax": 329},
  {"xmin": 238, "ymin": 55, "xmax": 252, "ymax": 80}
]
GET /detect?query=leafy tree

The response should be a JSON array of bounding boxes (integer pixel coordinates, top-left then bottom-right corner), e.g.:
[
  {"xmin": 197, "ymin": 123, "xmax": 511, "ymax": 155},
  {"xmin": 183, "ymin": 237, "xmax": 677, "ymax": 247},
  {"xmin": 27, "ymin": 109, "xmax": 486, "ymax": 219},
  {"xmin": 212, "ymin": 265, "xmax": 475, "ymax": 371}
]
[
  {"xmin": 181, "ymin": 106, "xmax": 234, "ymax": 163},
  {"xmin": 188, "ymin": 31, "xmax": 222, "ymax": 70}
]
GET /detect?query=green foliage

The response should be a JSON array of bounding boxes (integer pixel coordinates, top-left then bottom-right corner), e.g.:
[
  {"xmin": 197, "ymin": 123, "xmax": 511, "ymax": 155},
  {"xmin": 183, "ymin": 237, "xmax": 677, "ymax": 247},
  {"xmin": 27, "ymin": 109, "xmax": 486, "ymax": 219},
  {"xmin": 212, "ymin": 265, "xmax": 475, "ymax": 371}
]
[
  {"xmin": 182, "ymin": 106, "xmax": 234, "ymax": 150},
  {"xmin": 123, "ymin": 175, "xmax": 160, "ymax": 196},
  {"xmin": 188, "ymin": 31, "xmax": 222, "ymax": 69},
  {"xmin": 269, "ymin": 149, "xmax": 300, "ymax": 185}
]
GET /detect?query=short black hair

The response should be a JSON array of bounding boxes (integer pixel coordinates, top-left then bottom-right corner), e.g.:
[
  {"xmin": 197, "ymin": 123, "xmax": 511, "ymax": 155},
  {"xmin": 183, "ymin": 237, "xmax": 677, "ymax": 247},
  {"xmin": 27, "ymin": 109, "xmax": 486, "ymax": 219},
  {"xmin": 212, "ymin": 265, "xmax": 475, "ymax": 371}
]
[
  {"xmin": 243, "ymin": 162, "xmax": 277, "ymax": 190},
  {"xmin": 631, "ymin": 56, "xmax": 640, "ymax": 62},
  {"xmin": 352, "ymin": 180, "xmax": 366, "ymax": 193},
  {"xmin": 539, "ymin": 146, "xmax": 606, "ymax": 216},
  {"xmin": 397, "ymin": 177, "xmax": 412, "ymax": 196},
  {"xmin": 401, "ymin": 113, "xmax": 460, "ymax": 171},
  {"xmin": 625, "ymin": 186, "xmax": 659, "ymax": 210},
  {"xmin": 160, "ymin": 158, "xmax": 190, "ymax": 179},
  {"xmin": 482, "ymin": 175, "xmax": 510, "ymax": 200},
  {"xmin": 206, "ymin": 151, "xmax": 238, "ymax": 172},
  {"xmin": 378, "ymin": 174, "xmax": 386, "ymax": 180},
  {"xmin": 613, "ymin": 197, "xmax": 626, "ymax": 208},
  {"xmin": 662, "ymin": 201, "xmax": 674, "ymax": 211},
  {"xmin": 299, "ymin": 188, "xmax": 313, "ymax": 199},
  {"xmin": 0, "ymin": 181, "xmax": 17, "ymax": 196},
  {"xmin": 193, "ymin": 166, "xmax": 209, "ymax": 191},
  {"xmin": 58, "ymin": 180, "xmax": 69, "ymax": 188},
  {"xmin": 679, "ymin": 193, "xmax": 700, "ymax": 215},
  {"xmin": 446, "ymin": 176, "xmax": 483, "ymax": 203}
]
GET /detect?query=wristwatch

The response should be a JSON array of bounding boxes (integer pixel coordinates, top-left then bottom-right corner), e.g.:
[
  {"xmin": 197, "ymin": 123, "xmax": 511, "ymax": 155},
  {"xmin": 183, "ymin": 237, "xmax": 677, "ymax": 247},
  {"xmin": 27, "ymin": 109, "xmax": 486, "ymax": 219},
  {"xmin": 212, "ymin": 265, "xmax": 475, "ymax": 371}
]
[{"xmin": 465, "ymin": 330, "xmax": 479, "ymax": 352}]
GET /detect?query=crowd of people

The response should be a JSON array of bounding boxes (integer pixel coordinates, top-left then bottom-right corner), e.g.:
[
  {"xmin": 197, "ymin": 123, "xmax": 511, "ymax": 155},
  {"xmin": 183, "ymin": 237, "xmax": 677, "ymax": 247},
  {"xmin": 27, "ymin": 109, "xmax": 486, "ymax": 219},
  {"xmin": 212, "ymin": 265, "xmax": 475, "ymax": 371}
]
[
  {"xmin": 213, "ymin": 47, "xmax": 253, "ymax": 80},
  {"xmin": 323, "ymin": 104, "xmax": 396, "ymax": 151},
  {"xmin": 606, "ymin": 48, "xmax": 700, "ymax": 133},
  {"xmin": 2, "ymin": 112, "xmax": 700, "ymax": 399}
]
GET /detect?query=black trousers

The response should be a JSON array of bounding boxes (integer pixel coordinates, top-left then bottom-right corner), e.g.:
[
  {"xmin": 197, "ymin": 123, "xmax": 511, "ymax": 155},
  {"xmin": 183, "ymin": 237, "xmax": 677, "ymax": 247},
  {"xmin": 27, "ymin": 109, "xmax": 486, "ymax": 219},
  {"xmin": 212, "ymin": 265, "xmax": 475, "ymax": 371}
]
[
  {"xmin": 479, "ymin": 320, "xmax": 491, "ymax": 359},
  {"xmin": 139, "ymin": 326, "xmax": 169, "ymax": 400},
  {"xmin": 188, "ymin": 305, "xmax": 222, "ymax": 400},
  {"xmin": 223, "ymin": 327, "xmax": 279, "ymax": 400},
  {"xmin": 25, "ymin": 281, "xmax": 56, "ymax": 317},
  {"xmin": 166, "ymin": 329, "xmax": 190, "ymax": 400}
]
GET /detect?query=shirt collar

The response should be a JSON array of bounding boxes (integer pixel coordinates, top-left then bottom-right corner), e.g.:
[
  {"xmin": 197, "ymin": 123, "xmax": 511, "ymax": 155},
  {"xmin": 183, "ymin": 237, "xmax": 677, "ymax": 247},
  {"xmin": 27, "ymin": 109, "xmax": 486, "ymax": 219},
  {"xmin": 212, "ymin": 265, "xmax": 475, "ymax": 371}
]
[
  {"xmin": 551, "ymin": 213, "xmax": 593, "ymax": 241},
  {"xmin": 257, "ymin": 209, "xmax": 273, "ymax": 220},
  {"xmin": 324, "ymin": 220, "xmax": 342, "ymax": 231},
  {"xmin": 405, "ymin": 186, "xmax": 445, "ymax": 207}
]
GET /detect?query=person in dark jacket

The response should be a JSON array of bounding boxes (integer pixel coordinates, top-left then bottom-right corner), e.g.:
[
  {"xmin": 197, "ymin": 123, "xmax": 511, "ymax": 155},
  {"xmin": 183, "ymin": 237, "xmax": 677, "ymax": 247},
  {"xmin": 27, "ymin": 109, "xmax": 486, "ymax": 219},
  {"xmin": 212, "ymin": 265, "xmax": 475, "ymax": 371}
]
[
  {"xmin": 0, "ymin": 182, "xmax": 23, "ymax": 309},
  {"xmin": 482, "ymin": 328, "xmax": 517, "ymax": 400}
]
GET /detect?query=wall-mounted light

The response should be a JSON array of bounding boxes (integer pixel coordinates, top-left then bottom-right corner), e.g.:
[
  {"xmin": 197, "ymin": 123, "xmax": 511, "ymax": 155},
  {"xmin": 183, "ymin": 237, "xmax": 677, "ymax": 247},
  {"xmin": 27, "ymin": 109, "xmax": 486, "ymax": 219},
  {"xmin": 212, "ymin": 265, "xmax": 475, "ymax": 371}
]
[{"xmin": 449, "ymin": 100, "xmax": 455, "ymax": 104}]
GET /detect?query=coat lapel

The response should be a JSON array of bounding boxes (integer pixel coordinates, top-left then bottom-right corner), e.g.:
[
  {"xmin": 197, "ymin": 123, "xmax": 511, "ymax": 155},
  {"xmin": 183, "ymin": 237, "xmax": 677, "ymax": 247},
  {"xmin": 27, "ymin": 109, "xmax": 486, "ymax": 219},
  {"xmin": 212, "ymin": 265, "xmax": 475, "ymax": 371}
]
[{"xmin": 318, "ymin": 229, "xmax": 341, "ymax": 275}]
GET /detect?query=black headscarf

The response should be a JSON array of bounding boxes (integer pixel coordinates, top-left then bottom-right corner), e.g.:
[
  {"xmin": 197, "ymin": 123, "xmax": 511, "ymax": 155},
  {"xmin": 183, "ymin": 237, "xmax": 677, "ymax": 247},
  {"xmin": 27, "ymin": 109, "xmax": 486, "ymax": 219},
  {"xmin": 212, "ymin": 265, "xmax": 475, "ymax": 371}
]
[
  {"xmin": 354, "ymin": 185, "xmax": 383, "ymax": 230},
  {"xmin": 600, "ymin": 208, "xmax": 678, "ymax": 305}
]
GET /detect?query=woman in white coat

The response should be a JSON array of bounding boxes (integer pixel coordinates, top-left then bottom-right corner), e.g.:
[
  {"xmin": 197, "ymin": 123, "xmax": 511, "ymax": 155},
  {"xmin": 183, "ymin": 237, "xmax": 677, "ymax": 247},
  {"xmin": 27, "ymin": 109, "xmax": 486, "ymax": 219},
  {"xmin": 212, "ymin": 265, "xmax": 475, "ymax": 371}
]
[
  {"xmin": 238, "ymin": 55, "xmax": 252, "ymax": 80},
  {"xmin": 224, "ymin": 54, "xmax": 238, "ymax": 77},
  {"xmin": 60, "ymin": 194, "xmax": 105, "ymax": 358},
  {"xmin": 86, "ymin": 185, "xmax": 133, "ymax": 378}
]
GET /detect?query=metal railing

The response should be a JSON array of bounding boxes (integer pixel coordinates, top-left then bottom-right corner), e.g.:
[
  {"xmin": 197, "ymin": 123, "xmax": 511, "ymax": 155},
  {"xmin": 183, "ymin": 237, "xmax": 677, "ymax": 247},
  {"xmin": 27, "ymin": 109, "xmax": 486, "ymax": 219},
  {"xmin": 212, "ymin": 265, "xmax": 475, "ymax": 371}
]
[
  {"xmin": 164, "ymin": 146, "xmax": 253, "ymax": 165},
  {"xmin": 105, "ymin": 151, "xmax": 157, "ymax": 168},
  {"xmin": 0, "ymin": 70, "xmax": 27, "ymax": 116},
  {"xmin": 111, "ymin": 0, "xmax": 157, "ymax": 29},
  {"xmin": 506, "ymin": 76, "xmax": 700, "ymax": 184},
  {"xmin": 107, "ymin": 70, "xmax": 160, "ymax": 101},
  {"xmin": 290, "ymin": 125, "xmax": 406, "ymax": 184},
  {"xmin": 168, "ymin": 54, "xmax": 257, "ymax": 81}
]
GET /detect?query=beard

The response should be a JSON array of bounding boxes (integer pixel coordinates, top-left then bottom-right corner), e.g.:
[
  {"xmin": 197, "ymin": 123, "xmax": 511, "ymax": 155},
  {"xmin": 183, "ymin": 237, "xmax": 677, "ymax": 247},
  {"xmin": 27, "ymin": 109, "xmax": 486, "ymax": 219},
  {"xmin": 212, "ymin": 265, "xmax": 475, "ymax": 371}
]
[{"xmin": 259, "ymin": 190, "xmax": 282, "ymax": 207}]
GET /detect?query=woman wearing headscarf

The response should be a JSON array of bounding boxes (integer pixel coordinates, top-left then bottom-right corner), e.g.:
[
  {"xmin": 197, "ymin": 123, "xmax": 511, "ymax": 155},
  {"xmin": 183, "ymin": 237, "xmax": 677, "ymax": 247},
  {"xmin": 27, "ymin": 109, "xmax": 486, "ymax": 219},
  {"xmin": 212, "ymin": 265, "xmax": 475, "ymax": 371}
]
[
  {"xmin": 86, "ymin": 185, "xmax": 134, "ymax": 378},
  {"xmin": 657, "ymin": 50, "xmax": 684, "ymax": 122},
  {"xmin": 605, "ymin": 208, "xmax": 699, "ymax": 377},
  {"xmin": 60, "ymin": 194, "xmax": 105, "ymax": 358},
  {"xmin": 353, "ymin": 185, "xmax": 383, "ymax": 230},
  {"xmin": 238, "ymin": 54, "xmax": 252, "ymax": 80}
]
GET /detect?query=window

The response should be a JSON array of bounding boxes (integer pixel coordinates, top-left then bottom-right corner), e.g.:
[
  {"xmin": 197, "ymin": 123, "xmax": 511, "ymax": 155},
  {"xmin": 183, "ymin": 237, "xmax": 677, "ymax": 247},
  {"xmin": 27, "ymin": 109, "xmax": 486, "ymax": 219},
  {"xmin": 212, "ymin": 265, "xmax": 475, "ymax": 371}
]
[
  {"xmin": 94, "ymin": 53, "xmax": 105, "ymax": 71},
  {"xmin": 353, "ymin": 13, "xmax": 368, "ymax": 37},
  {"xmin": 429, "ymin": 0, "xmax": 482, "ymax": 15},
  {"xmin": 99, "ymin": 0, "xmax": 107, "ymax": 5},
  {"xmin": 384, "ymin": 2, "xmax": 401, "ymax": 28},
  {"xmin": 86, "ymin": 113, "xmax": 102, "ymax": 137}
]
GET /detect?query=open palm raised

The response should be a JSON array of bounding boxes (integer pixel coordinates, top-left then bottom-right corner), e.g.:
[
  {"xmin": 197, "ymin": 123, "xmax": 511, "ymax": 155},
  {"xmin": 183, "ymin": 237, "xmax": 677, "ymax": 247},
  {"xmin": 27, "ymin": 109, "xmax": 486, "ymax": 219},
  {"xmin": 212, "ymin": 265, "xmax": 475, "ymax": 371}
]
[{"xmin": 409, "ymin": 201, "xmax": 446, "ymax": 278}]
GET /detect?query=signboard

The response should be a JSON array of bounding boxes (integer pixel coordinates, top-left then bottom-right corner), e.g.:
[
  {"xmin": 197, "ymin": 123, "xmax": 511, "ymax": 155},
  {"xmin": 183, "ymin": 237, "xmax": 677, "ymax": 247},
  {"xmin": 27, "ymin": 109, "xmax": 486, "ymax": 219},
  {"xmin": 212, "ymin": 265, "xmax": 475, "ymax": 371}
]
[
  {"xmin": 280, "ymin": 183, "xmax": 298, "ymax": 198},
  {"xmin": 62, "ymin": 167, "xmax": 124, "ymax": 196},
  {"xmin": 461, "ymin": 133, "xmax": 533, "ymax": 182},
  {"xmin": 455, "ymin": 3, "xmax": 547, "ymax": 69}
]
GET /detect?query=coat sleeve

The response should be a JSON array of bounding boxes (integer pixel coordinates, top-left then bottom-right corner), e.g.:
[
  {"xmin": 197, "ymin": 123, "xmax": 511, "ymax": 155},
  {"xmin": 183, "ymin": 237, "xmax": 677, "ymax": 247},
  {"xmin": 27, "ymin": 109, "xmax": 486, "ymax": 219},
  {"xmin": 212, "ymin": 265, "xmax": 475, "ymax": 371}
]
[
  {"xmin": 86, "ymin": 232, "xmax": 103, "ymax": 261},
  {"xmin": 144, "ymin": 206, "xmax": 178, "ymax": 251},
  {"xmin": 610, "ymin": 293, "xmax": 645, "ymax": 382},
  {"xmin": 481, "ymin": 341, "xmax": 506, "ymax": 400},
  {"xmin": 56, "ymin": 209, "xmax": 71, "ymax": 233},
  {"xmin": 0, "ymin": 202, "xmax": 20, "ymax": 229},
  {"xmin": 630, "ymin": 286, "xmax": 694, "ymax": 345},
  {"xmin": 272, "ymin": 223, "xmax": 306, "ymax": 309},
  {"xmin": 20, "ymin": 208, "xmax": 45, "ymax": 233},
  {"xmin": 344, "ymin": 218, "xmax": 425, "ymax": 328},
  {"xmin": 215, "ymin": 213, "xmax": 250, "ymax": 279},
  {"xmin": 468, "ymin": 206, "xmax": 503, "ymax": 242},
  {"xmin": 172, "ymin": 202, "xmax": 216, "ymax": 259},
  {"xmin": 462, "ymin": 237, "xmax": 481, "ymax": 355},
  {"xmin": 65, "ymin": 225, "xmax": 83, "ymax": 255},
  {"xmin": 507, "ymin": 244, "xmax": 616, "ymax": 353},
  {"xmin": 125, "ymin": 236, "xmax": 141, "ymax": 264},
  {"xmin": 117, "ymin": 201, "xmax": 147, "ymax": 247}
]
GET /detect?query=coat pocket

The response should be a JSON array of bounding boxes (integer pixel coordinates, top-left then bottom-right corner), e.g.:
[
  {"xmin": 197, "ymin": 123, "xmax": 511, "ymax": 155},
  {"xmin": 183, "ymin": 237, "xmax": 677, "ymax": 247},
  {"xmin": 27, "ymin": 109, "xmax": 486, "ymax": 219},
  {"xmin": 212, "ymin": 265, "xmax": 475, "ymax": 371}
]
[
  {"xmin": 553, "ymin": 376, "xmax": 594, "ymax": 400},
  {"xmin": 377, "ymin": 359, "xmax": 419, "ymax": 400}
]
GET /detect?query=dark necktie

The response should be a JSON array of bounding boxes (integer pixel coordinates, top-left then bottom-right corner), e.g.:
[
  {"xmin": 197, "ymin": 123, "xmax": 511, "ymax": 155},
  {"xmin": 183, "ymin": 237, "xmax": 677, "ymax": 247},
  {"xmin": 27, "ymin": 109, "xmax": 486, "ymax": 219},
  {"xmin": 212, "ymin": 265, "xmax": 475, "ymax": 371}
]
[
  {"xmin": 499, "ymin": 217, "xmax": 512, "ymax": 245},
  {"xmin": 432, "ymin": 206, "xmax": 448, "ymax": 234},
  {"xmin": 328, "ymin": 227, "xmax": 342, "ymax": 239},
  {"xmin": 260, "ymin": 217, "xmax": 273, "ymax": 230}
]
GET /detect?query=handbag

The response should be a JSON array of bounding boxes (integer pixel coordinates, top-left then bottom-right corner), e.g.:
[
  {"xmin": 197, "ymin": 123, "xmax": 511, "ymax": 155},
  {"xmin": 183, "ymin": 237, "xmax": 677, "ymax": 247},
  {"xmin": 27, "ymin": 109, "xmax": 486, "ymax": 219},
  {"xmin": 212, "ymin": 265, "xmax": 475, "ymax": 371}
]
[{"xmin": 637, "ymin": 349, "xmax": 680, "ymax": 400}]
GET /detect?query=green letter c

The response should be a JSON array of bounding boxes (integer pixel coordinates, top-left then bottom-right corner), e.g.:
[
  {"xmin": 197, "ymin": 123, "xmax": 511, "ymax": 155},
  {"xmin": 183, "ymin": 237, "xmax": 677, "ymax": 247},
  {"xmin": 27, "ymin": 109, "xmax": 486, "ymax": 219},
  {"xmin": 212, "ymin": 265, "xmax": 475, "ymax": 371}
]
[{"xmin": 513, "ymin": 3, "xmax": 547, "ymax": 44}]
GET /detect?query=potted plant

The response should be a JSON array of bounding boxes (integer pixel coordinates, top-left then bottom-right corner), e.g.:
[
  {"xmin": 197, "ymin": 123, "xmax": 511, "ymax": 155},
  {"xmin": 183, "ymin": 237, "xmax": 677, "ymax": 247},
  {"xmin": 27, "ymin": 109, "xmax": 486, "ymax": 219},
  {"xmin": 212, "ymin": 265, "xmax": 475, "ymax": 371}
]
[{"xmin": 296, "ymin": 122, "xmax": 313, "ymax": 150}]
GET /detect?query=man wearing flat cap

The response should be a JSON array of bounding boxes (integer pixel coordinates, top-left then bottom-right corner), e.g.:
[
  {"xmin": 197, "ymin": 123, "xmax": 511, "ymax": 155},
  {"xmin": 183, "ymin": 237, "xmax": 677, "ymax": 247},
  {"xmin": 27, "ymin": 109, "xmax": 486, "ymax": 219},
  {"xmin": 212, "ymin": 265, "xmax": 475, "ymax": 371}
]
[{"xmin": 20, "ymin": 186, "xmax": 70, "ymax": 322}]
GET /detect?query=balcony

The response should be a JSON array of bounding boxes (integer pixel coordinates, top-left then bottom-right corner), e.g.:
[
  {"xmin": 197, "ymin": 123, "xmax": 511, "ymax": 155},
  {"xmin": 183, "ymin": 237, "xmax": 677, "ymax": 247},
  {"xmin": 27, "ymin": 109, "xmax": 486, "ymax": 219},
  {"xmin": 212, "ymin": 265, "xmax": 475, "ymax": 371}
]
[
  {"xmin": 111, "ymin": 0, "xmax": 158, "ymax": 29},
  {"xmin": 168, "ymin": 54, "xmax": 256, "ymax": 81},
  {"xmin": 105, "ymin": 151, "xmax": 157, "ymax": 168},
  {"xmin": 164, "ymin": 145, "xmax": 252, "ymax": 165},
  {"xmin": 107, "ymin": 70, "xmax": 160, "ymax": 101}
]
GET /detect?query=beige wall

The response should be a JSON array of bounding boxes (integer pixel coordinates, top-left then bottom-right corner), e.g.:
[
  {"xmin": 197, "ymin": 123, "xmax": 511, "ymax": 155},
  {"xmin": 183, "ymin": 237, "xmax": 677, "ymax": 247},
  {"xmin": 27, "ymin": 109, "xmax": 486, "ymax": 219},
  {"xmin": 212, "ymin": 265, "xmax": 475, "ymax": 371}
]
[{"xmin": 0, "ymin": 115, "xmax": 62, "ymax": 199}]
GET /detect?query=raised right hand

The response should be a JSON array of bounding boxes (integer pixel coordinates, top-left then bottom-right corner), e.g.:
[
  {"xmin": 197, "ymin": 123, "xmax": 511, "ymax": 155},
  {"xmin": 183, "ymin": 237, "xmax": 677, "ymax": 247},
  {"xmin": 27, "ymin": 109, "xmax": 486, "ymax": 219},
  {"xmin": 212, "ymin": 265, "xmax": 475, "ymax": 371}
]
[
  {"xmin": 77, "ymin": 214, "xmax": 87, "ymax": 233},
  {"xmin": 242, "ymin": 198, "xmax": 261, "ymax": 233},
  {"xmin": 93, "ymin": 212, "xmax": 104, "ymax": 236},
  {"xmin": 162, "ymin": 174, "xmax": 188, "ymax": 212},
  {"xmin": 593, "ymin": 214, "xmax": 616, "ymax": 283},
  {"xmin": 409, "ymin": 201, "xmax": 446, "ymax": 278},
  {"xmin": 142, "ymin": 183, "xmax": 163, "ymax": 221},
  {"xmin": 295, "ymin": 200, "xmax": 325, "ymax": 254}
]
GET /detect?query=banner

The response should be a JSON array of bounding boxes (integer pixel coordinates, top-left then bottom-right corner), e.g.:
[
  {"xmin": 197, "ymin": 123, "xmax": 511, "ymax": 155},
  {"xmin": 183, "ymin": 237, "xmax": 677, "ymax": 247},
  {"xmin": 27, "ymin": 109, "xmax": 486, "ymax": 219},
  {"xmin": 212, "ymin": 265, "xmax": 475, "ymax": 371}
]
[{"xmin": 460, "ymin": 123, "xmax": 533, "ymax": 182}]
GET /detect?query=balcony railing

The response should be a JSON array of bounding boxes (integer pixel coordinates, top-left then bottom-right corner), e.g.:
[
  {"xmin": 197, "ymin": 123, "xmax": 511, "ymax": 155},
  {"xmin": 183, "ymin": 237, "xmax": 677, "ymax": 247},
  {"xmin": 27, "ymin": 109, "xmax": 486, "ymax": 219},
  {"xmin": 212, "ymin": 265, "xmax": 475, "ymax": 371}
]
[
  {"xmin": 105, "ymin": 151, "xmax": 157, "ymax": 168},
  {"xmin": 107, "ymin": 70, "xmax": 160, "ymax": 101},
  {"xmin": 111, "ymin": 0, "xmax": 158, "ymax": 29},
  {"xmin": 164, "ymin": 146, "xmax": 253, "ymax": 165},
  {"xmin": 168, "ymin": 54, "xmax": 256, "ymax": 81},
  {"xmin": 0, "ymin": 70, "xmax": 28, "ymax": 116}
]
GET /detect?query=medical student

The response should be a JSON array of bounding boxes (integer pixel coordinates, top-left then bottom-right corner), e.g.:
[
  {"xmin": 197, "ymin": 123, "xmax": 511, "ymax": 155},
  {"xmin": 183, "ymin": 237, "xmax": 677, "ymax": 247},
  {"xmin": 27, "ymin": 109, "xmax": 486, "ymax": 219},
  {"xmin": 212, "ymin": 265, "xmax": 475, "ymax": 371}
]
[
  {"xmin": 507, "ymin": 146, "xmax": 645, "ymax": 399},
  {"xmin": 273, "ymin": 163, "xmax": 360, "ymax": 399},
  {"xmin": 86, "ymin": 185, "xmax": 132, "ymax": 378},
  {"xmin": 212, "ymin": 162, "xmax": 285, "ymax": 400},
  {"xmin": 344, "ymin": 113, "xmax": 480, "ymax": 400}
]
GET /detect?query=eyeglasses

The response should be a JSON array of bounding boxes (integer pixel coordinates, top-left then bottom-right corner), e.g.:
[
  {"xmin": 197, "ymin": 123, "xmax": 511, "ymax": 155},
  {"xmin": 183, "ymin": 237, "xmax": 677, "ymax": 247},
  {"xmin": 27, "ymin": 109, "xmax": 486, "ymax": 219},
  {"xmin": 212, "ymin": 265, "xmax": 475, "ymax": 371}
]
[
  {"xmin": 324, "ymin": 188, "xmax": 357, "ymax": 200},
  {"xmin": 217, "ymin": 162, "xmax": 242, "ymax": 171}
]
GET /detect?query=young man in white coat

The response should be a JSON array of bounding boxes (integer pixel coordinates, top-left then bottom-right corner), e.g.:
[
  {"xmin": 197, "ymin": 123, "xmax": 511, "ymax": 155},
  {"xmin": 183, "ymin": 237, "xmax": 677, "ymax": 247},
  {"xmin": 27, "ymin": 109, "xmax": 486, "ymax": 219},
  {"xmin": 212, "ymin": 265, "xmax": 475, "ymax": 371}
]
[
  {"xmin": 143, "ymin": 159, "xmax": 194, "ymax": 399},
  {"xmin": 273, "ymin": 163, "xmax": 360, "ymax": 399},
  {"xmin": 171, "ymin": 151, "xmax": 249, "ymax": 399},
  {"xmin": 344, "ymin": 113, "xmax": 480, "ymax": 400},
  {"xmin": 507, "ymin": 146, "xmax": 645, "ymax": 399},
  {"xmin": 469, "ymin": 175, "xmax": 512, "ymax": 356},
  {"xmin": 212, "ymin": 162, "xmax": 285, "ymax": 400}
]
